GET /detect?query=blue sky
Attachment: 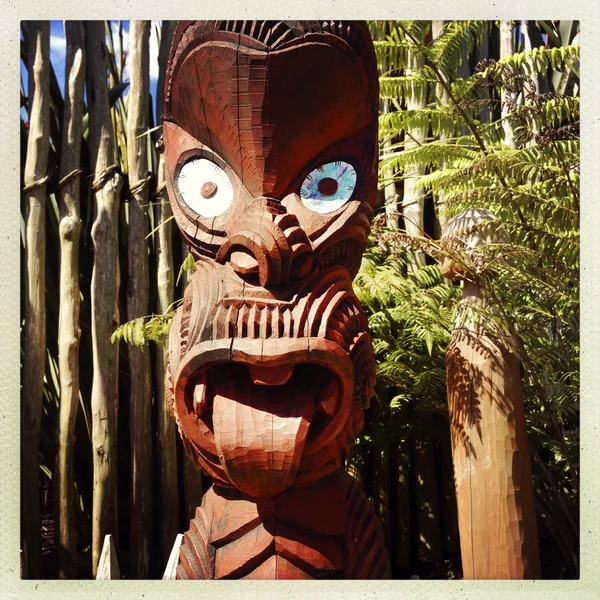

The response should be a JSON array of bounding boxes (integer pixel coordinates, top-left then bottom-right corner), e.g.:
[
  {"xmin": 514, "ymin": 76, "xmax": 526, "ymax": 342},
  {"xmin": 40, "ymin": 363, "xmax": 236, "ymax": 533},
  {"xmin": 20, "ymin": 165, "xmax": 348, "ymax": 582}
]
[{"xmin": 21, "ymin": 21, "xmax": 163, "ymax": 124}]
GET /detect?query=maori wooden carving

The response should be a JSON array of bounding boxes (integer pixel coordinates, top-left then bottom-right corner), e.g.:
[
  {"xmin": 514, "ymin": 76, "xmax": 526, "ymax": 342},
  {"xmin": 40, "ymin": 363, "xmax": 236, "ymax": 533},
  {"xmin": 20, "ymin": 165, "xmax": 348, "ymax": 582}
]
[
  {"xmin": 442, "ymin": 209, "xmax": 541, "ymax": 579},
  {"xmin": 164, "ymin": 20, "xmax": 390, "ymax": 579}
]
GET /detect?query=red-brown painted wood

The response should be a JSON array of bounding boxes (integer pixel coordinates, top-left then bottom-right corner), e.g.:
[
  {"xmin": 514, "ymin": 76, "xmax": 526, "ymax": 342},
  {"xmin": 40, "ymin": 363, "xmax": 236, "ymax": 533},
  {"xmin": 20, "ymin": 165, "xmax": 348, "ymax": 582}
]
[
  {"xmin": 164, "ymin": 20, "xmax": 388, "ymax": 579},
  {"xmin": 443, "ymin": 209, "xmax": 541, "ymax": 579}
]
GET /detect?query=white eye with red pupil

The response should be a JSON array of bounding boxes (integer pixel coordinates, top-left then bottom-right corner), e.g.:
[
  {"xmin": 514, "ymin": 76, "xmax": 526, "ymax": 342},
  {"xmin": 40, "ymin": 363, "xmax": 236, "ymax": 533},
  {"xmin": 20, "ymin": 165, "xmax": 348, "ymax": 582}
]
[
  {"xmin": 299, "ymin": 161, "xmax": 357, "ymax": 214},
  {"xmin": 177, "ymin": 158, "xmax": 233, "ymax": 217}
]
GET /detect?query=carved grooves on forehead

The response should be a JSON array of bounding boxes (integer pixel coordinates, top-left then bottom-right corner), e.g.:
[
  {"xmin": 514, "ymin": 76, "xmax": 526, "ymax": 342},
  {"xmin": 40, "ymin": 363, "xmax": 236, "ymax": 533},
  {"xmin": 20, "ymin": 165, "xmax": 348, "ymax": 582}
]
[{"xmin": 165, "ymin": 20, "xmax": 379, "ymax": 123}]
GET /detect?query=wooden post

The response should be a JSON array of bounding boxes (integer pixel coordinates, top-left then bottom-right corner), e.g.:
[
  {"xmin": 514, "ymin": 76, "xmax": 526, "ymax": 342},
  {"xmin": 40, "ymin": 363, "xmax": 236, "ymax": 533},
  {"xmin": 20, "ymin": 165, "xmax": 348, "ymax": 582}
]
[
  {"xmin": 442, "ymin": 208, "xmax": 541, "ymax": 579},
  {"xmin": 85, "ymin": 22, "xmax": 123, "ymax": 577},
  {"xmin": 126, "ymin": 20, "xmax": 153, "ymax": 579},
  {"xmin": 154, "ymin": 20, "xmax": 181, "ymax": 566},
  {"xmin": 22, "ymin": 20, "xmax": 50, "ymax": 580},
  {"xmin": 55, "ymin": 21, "xmax": 85, "ymax": 579}
]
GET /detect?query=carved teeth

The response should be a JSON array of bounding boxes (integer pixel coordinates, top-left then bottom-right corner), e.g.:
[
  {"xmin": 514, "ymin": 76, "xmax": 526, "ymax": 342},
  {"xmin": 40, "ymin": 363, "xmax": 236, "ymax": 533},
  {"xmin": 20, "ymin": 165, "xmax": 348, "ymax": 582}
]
[
  {"xmin": 317, "ymin": 377, "xmax": 339, "ymax": 417},
  {"xmin": 193, "ymin": 373, "xmax": 208, "ymax": 417},
  {"xmin": 317, "ymin": 395, "xmax": 336, "ymax": 417}
]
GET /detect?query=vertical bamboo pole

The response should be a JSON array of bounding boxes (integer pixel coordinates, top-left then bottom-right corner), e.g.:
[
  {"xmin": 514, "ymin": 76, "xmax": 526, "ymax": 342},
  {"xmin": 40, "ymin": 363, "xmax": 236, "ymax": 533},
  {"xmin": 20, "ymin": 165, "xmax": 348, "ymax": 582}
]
[
  {"xmin": 442, "ymin": 209, "xmax": 541, "ymax": 579},
  {"xmin": 500, "ymin": 21, "xmax": 516, "ymax": 148},
  {"xmin": 21, "ymin": 21, "xmax": 50, "ymax": 580},
  {"xmin": 412, "ymin": 409, "xmax": 443, "ymax": 566},
  {"xmin": 154, "ymin": 20, "xmax": 180, "ymax": 564},
  {"xmin": 438, "ymin": 432, "xmax": 461, "ymax": 558},
  {"xmin": 382, "ymin": 99, "xmax": 399, "ymax": 230},
  {"xmin": 85, "ymin": 22, "xmax": 123, "ymax": 578},
  {"xmin": 431, "ymin": 20, "xmax": 449, "ymax": 237},
  {"xmin": 369, "ymin": 392, "xmax": 391, "ymax": 555},
  {"xmin": 402, "ymin": 23, "xmax": 428, "ymax": 270},
  {"xmin": 392, "ymin": 408, "xmax": 411, "ymax": 571},
  {"xmin": 473, "ymin": 24, "xmax": 491, "ymax": 126},
  {"xmin": 126, "ymin": 20, "xmax": 153, "ymax": 579},
  {"xmin": 183, "ymin": 455, "xmax": 204, "ymax": 523},
  {"xmin": 55, "ymin": 21, "xmax": 85, "ymax": 579}
]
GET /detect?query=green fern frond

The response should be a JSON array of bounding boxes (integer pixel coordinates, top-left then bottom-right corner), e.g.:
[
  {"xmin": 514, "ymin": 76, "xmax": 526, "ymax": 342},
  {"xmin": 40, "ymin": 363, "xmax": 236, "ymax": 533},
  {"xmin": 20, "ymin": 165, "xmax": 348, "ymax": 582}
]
[
  {"xmin": 498, "ymin": 44, "xmax": 580, "ymax": 77},
  {"xmin": 380, "ymin": 141, "xmax": 478, "ymax": 177},
  {"xmin": 379, "ymin": 75, "xmax": 434, "ymax": 104},
  {"xmin": 177, "ymin": 252, "xmax": 197, "ymax": 286},
  {"xmin": 428, "ymin": 21, "xmax": 491, "ymax": 80},
  {"xmin": 111, "ymin": 311, "xmax": 177, "ymax": 348},
  {"xmin": 379, "ymin": 107, "xmax": 458, "ymax": 139}
]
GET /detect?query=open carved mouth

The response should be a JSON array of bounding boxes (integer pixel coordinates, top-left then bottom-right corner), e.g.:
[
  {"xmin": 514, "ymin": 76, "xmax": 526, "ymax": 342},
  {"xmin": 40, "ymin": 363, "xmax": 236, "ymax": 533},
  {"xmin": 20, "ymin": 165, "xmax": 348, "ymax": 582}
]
[
  {"xmin": 172, "ymin": 339, "xmax": 354, "ymax": 498},
  {"xmin": 193, "ymin": 362, "xmax": 340, "ymax": 443}
]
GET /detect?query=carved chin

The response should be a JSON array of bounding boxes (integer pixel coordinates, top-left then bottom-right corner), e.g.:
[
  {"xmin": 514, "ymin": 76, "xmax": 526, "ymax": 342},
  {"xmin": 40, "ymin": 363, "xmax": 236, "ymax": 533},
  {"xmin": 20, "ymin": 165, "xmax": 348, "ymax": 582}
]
[{"xmin": 172, "ymin": 338, "xmax": 354, "ymax": 498}]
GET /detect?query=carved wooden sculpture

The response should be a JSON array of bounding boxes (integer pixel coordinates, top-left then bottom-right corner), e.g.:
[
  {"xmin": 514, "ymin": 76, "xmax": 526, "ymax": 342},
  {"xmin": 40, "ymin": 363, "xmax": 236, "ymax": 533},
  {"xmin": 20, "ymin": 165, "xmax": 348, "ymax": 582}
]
[
  {"xmin": 163, "ymin": 21, "xmax": 390, "ymax": 579},
  {"xmin": 442, "ymin": 209, "xmax": 541, "ymax": 579}
]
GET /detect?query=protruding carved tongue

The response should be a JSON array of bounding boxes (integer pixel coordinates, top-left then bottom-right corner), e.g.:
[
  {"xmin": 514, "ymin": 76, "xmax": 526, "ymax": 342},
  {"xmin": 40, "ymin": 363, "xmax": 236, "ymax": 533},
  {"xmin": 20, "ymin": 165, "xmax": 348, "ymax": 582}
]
[{"xmin": 212, "ymin": 373, "xmax": 316, "ymax": 498}]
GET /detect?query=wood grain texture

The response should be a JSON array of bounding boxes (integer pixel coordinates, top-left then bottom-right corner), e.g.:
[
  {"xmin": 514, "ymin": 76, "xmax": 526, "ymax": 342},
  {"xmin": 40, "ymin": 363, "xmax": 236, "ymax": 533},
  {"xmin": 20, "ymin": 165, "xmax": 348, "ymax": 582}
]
[
  {"xmin": 126, "ymin": 20, "xmax": 153, "ymax": 579},
  {"xmin": 443, "ymin": 209, "xmax": 540, "ymax": 579},
  {"xmin": 55, "ymin": 21, "xmax": 85, "ymax": 579},
  {"xmin": 85, "ymin": 21, "xmax": 123, "ymax": 577},
  {"xmin": 22, "ymin": 21, "xmax": 50, "ymax": 580},
  {"xmin": 154, "ymin": 20, "xmax": 181, "ymax": 566},
  {"xmin": 176, "ymin": 469, "xmax": 389, "ymax": 579},
  {"xmin": 164, "ymin": 21, "xmax": 388, "ymax": 579}
]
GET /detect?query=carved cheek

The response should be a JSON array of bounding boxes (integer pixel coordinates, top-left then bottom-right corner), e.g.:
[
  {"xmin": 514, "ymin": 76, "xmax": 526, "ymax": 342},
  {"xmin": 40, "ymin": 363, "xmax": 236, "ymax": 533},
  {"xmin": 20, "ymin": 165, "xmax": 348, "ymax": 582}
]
[{"xmin": 281, "ymin": 192, "xmax": 348, "ymax": 238}]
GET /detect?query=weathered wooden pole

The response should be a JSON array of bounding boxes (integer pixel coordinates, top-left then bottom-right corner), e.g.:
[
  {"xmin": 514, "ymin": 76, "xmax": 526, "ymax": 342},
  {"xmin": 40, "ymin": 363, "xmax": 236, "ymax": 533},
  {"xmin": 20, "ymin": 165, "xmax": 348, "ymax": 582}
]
[
  {"xmin": 413, "ymin": 409, "xmax": 443, "ymax": 567},
  {"xmin": 154, "ymin": 20, "xmax": 181, "ymax": 565},
  {"xmin": 22, "ymin": 20, "xmax": 50, "ymax": 580},
  {"xmin": 126, "ymin": 20, "xmax": 153, "ymax": 579},
  {"xmin": 55, "ymin": 21, "xmax": 85, "ymax": 579},
  {"xmin": 442, "ymin": 208, "xmax": 541, "ymax": 579},
  {"xmin": 85, "ymin": 21, "xmax": 123, "ymax": 577}
]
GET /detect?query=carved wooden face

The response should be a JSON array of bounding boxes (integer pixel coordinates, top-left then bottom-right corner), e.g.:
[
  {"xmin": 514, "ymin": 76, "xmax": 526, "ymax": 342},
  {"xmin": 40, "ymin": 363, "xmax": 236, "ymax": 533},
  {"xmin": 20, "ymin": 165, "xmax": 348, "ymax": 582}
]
[{"xmin": 165, "ymin": 21, "xmax": 378, "ymax": 498}]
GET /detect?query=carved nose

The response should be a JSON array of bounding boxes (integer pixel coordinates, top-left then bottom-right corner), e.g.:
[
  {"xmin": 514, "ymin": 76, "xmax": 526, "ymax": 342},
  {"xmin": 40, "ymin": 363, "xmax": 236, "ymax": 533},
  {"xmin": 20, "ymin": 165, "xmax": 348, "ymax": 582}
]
[{"xmin": 216, "ymin": 198, "xmax": 313, "ymax": 287}]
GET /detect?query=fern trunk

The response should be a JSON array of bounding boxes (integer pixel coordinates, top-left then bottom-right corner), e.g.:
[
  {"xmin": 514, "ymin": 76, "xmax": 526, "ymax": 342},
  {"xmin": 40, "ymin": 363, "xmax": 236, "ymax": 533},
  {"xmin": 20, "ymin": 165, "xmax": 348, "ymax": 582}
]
[
  {"xmin": 85, "ymin": 21, "xmax": 123, "ymax": 577},
  {"xmin": 154, "ymin": 20, "xmax": 180, "ymax": 564},
  {"xmin": 126, "ymin": 20, "xmax": 153, "ymax": 579},
  {"xmin": 21, "ymin": 20, "xmax": 50, "ymax": 579},
  {"xmin": 55, "ymin": 21, "xmax": 85, "ymax": 579}
]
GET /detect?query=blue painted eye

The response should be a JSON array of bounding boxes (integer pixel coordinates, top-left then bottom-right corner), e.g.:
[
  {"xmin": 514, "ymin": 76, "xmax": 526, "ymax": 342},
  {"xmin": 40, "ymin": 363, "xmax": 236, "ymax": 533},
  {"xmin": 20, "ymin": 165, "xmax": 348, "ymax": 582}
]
[{"xmin": 299, "ymin": 161, "xmax": 357, "ymax": 214}]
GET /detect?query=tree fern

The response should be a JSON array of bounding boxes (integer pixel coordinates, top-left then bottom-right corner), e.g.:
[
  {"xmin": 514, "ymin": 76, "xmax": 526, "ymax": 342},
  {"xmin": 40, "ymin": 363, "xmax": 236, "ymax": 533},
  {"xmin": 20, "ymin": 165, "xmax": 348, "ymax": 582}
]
[{"xmin": 364, "ymin": 19, "xmax": 580, "ymax": 576}]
